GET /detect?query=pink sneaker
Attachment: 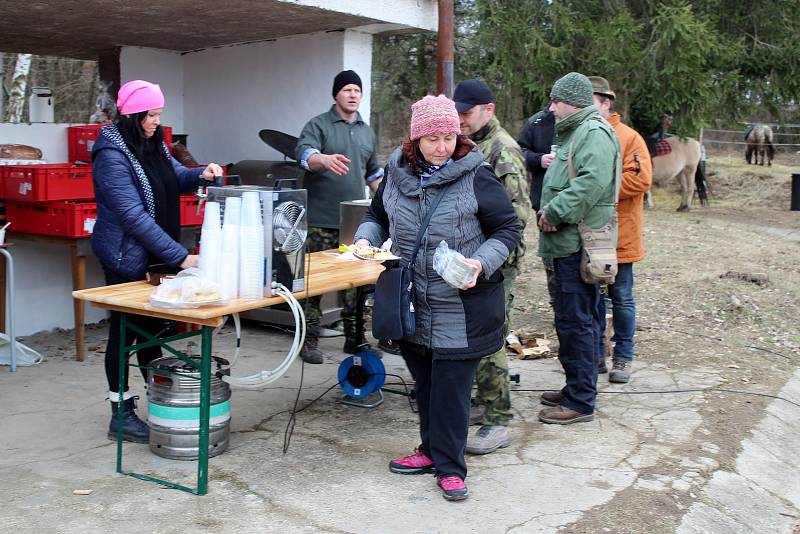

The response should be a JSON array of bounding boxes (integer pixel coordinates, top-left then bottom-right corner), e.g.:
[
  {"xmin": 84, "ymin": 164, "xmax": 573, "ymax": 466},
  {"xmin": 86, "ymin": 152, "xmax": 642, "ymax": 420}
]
[
  {"xmin": 389, "ymin": 448, "xmax": 435, "ymax": 475},
  {"xmin": 437, "ymin": 475, "xmax": 469, "ymax": 501}
]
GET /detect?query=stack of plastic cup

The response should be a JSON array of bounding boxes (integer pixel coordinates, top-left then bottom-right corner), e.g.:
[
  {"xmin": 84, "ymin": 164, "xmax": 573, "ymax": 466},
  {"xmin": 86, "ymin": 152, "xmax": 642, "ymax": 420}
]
[
  {"xmin": 238, "ymin": 192, "xmax": 265, "ymax": 299},
  {"xmin": 199, "ymin": 201, "xmax": 222, "ymax": 285},
  {"xmin": 219, "ymin": 196, "xmax": 241, "ymax": 300}
]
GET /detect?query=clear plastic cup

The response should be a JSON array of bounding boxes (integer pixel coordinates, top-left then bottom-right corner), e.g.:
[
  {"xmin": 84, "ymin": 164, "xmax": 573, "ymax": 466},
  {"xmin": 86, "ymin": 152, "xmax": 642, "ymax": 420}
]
[
  {"xmin": 223, "ymin": 196, "xmax": 241, "ymax": 226},
  {"xmin": 202, "ymin": 201, "xmax": 221, "ymax": 230},
  {"xmin": 241, "ymin": 192, "xmax": 262, "ymax": 227}
]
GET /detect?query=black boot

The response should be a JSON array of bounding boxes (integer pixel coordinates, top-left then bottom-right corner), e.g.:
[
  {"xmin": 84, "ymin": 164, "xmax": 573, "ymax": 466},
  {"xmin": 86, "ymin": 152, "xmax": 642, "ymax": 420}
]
[
  {"xmin": 108, "ymin": 396, "xmax": 150, "ymax": 443},
  {"xmin": 300, "ymin": 327, "xmax": 325, "ymax": 364}
]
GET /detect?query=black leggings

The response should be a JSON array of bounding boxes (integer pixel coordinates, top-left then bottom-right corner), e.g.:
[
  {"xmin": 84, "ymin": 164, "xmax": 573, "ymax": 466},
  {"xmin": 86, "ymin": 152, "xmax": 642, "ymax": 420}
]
[{"xmin": 103, "ymin": 269, "xmax": 171, "ymax": 392}]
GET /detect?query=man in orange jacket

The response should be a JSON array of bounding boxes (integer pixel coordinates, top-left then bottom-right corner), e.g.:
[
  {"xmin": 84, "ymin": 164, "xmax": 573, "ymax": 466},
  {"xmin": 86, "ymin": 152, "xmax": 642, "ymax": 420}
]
[{"xmin": 589, "ymin": 76, "xmax": 652, "ymax": 383}]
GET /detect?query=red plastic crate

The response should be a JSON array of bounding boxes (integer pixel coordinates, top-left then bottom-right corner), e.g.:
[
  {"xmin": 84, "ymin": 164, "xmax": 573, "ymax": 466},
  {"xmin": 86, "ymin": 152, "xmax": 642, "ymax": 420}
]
[
  {"xmin": 2, "ymin": 164, "xmax": 94, "ymax": 202},
  {"xmin": 180, "ymin": 194, "xmax": 205, "ymax": 226},
  {"xmin": 67, "ymin": 124, "xmax": 109, "ymax": 164},
  {"xmin": 6, "ymin": 200, "xmax": 97, "ymax": 237},
  {"xmin": 68, "ymin": 124, "xmax": 173, "ymax": 163}
]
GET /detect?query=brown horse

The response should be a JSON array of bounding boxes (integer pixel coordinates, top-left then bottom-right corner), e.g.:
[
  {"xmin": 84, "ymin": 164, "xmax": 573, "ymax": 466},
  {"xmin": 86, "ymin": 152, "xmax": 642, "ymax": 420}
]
[
  {"xmin": 745, "ymin": 124, "xmax": 774, "ymax": 166},
  {"xmin": 651, "ymin": 136, "xmax": 701, "ymax": 211}
]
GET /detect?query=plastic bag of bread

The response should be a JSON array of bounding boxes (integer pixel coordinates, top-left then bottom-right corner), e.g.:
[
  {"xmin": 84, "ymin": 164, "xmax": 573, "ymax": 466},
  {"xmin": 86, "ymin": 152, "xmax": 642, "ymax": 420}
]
[
  {"xmin": 150, "ymin": 268, "xmax": 225, "ymax": 308},
  {"xmin": 432, "ymin": 240, "xmax": 480, "ymax": 290}
]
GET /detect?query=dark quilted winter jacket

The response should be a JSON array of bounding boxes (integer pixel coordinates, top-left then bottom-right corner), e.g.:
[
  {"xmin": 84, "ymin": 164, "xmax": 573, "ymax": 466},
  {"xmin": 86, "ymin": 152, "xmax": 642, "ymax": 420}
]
[
  {"xmin": 355, "ymin": 146, "xmax": 521, "ymax": 360},
  {"xmin": 91, "ymin": 126, "xmax": 202, "ymax": 279}
]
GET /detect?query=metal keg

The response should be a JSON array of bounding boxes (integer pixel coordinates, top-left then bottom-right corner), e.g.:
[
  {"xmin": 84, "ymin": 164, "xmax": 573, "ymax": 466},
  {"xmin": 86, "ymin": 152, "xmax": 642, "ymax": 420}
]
[{"xmin": 147, "ymin": 355, "xmax": 231, "ymax": 460}]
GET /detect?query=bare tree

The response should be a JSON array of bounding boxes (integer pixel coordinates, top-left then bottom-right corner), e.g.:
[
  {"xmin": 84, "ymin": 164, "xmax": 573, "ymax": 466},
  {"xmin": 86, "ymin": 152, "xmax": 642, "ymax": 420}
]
[
  {"xmin": 0, "ymin": 52, "xmax": 5, "ymax": 119},
  {"xmin": 5, "ymin": 53, "xmax": 32, "ymax": 123}
]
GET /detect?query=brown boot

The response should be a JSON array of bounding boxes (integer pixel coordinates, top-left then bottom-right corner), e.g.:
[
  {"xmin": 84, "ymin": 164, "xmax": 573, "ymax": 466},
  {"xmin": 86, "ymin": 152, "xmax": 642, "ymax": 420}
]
[
  {"xmin": 300, "ymin": 327, "xmax": 325, "ymax": 364},
  {"xmin": 539, "ymin": 390, "xmax": 564, "ymax": 407},
  {"xmin": 538, "ymin": 405, "xmax": 594, "ymax": 425}
]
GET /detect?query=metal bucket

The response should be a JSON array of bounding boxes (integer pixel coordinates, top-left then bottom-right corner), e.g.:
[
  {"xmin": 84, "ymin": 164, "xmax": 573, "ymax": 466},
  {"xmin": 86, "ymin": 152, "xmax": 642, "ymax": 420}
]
[{"xmin": 147, "ymin": 356, "xmax": 231, "ymax": 460}]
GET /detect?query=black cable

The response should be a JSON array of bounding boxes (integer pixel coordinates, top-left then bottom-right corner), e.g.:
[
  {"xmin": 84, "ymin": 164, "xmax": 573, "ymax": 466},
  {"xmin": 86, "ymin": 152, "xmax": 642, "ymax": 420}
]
[
  {"xmin": 282, "ymin": 357, "xmax": 307, "ymax": 454},
  {"xmin": 381, "ymin": 372, "xmax": 418, "ymax": 413},
  {"xmin": 384, "ymin": 379, "xmax": 800, "ymax": 409},
  {"xmin": 512, "ymin": 387, "xmax": 800, "ymax": 409},
  {"xmin": 283, "ymin": 241, "xmax": 315, "ymax": 454},
  {"xmin": 282, "ymin": 370, "xmax": 417, "ymax": 453},
  {"xmin": 663, "ymin": 327, "xmax": 798, "ymax": 361}
]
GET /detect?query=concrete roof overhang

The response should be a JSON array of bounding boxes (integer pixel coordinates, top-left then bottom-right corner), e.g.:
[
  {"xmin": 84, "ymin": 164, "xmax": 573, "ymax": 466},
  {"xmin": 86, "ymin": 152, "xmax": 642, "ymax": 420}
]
[{"xmin": 0, "ymin": 1, "xmax": 394, "ymax": 59}]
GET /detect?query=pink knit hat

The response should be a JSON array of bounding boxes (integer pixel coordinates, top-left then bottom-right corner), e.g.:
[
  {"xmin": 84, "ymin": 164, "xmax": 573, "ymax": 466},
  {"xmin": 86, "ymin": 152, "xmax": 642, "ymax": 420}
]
[
  {"xmin": 116, "ymin": 80, "xmax": 165, "ymax": 115},
  {"xmin": 410, "ymin": 94, "xmax": 461, "ymax": 140}
]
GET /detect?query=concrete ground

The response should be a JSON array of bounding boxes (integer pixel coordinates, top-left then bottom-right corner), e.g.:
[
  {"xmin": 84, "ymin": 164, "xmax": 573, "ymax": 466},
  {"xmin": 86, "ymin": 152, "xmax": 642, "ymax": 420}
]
[{"xmin": 1, "ymin": 322, "xmax": 799, "ymax": 534}]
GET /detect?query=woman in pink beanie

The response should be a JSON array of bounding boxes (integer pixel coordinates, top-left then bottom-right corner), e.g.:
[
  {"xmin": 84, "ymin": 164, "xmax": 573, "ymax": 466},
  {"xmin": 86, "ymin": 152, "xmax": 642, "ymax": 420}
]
[
  {"xmin": 354, "ymin": 94, "xmax": 521, "ymax": 501},
  {"xmin": 90, "ymin": 80, "xmax": 223, "ymax": 443}
]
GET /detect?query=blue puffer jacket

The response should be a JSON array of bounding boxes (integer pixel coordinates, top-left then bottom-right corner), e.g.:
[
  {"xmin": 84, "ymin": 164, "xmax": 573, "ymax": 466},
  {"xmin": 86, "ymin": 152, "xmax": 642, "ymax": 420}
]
[{"xmin": 91, "ymin": 126, "xmax": 202, "ymax": 279}]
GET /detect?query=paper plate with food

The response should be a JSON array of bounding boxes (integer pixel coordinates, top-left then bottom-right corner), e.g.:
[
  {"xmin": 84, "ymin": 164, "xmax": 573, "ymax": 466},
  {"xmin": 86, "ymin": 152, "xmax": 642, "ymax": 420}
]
[{"xmin": 338, "ymin": 243, "xmax": 400, "ymax": 261}]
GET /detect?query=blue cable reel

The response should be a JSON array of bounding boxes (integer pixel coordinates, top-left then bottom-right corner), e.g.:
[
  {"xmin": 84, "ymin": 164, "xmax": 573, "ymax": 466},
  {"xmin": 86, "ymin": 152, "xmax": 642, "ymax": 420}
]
[{"xmin": 337, "ymin": 347, "xmax": 386, "ymax": 408}]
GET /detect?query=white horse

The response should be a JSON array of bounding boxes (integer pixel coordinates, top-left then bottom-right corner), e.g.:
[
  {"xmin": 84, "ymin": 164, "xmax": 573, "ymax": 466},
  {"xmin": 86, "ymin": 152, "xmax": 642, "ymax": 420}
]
[
  {"xmin": 745, "ymin": 124, "xmax": 775, "ymax": 166},
  {"xmin": 651, "ymin": 137, "xmax": 702, "ymax": 212}
]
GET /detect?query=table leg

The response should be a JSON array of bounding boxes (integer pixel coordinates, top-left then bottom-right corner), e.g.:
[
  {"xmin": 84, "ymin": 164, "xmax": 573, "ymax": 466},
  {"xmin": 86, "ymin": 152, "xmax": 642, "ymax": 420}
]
[
  {"xmin": 355, "ymin": 286, "xmax": 365, "ymax": 344},
  {"xmin": 197, "ymin": 325, "xmax": 212, "ymax": 496},
  {"xmin": 116, "ymin": 313, "xmax": 127, "ymax": 474},
  {"xmin": 71, "ymin": 242, "xmax": 86, "ymax": 362}
]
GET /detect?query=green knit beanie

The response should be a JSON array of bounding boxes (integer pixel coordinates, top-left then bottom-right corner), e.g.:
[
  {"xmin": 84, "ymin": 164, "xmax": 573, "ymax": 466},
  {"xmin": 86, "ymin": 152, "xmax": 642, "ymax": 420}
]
[{"xmin": 550, "ymin": 72, "xmax": 594, "ymax": 108}]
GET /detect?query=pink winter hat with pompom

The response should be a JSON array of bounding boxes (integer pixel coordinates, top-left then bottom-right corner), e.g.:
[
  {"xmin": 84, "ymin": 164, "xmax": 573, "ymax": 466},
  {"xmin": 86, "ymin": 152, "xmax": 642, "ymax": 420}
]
[
  {"xmin": 410, "ymin": 94, "xmax": 461, "ymax": 140},
  {"xmin": 117, "ymin": 80, "xmax": 164, "ymax": 115}
]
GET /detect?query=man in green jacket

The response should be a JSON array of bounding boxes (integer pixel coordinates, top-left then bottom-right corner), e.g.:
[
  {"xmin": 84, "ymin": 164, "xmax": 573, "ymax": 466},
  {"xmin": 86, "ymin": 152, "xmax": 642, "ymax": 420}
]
[
  {"xmin": 295, "ymin": 70, "xmax": 383, "ymax": 363},
  {"xmin": 537, "ymin": 72, "xmax": 620, "ymax": 424},
  {"xmin": 453, "ymin": 79, "xmax": 531, "ymax": 454}
]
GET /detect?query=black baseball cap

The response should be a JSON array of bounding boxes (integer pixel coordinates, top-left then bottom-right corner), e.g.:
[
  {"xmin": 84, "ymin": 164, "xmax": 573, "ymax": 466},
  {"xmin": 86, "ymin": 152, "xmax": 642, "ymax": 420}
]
[{"xmin": 453, "ymin": 79, "xmax": 495, "ymax": 112}]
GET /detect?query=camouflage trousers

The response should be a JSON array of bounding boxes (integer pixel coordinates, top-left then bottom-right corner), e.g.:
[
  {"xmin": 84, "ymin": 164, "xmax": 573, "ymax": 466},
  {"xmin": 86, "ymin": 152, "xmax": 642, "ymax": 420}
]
[
  {"xmin": 305, "ymin": 227, "xmax": 359, "ymax": 340},
  {"xmin": 475, "ymin": 265, "xmax": 517, "ymax": 426}
]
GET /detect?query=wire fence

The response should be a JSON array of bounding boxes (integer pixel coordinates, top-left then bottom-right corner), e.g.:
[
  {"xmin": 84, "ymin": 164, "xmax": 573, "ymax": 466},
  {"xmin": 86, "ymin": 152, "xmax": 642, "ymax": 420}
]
[
  {"xmin": 701, "ymin": 126, "xmax": 800, "ymax": 163},
  {"xmin": 701, "ymin": 127, "xmax": 800, "ymax": 147}
]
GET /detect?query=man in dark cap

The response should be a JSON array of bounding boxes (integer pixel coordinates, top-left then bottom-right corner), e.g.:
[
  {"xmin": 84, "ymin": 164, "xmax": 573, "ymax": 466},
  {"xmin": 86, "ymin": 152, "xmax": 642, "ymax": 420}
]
[
  {"xmin": 453, "ymin": 79, "xmax": 530, "ymax": 455},
  {"xmin": 295, "ymin": 70, "xmax": 383, "ymax": 363},
  {"xmin": 537, "ymin": 72, "xmax": 620, "ymax": 424}
]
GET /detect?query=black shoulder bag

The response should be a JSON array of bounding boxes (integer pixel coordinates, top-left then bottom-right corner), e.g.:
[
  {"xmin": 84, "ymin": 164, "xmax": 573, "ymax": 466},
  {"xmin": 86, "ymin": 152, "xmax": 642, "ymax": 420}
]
[{"xmin": 372, "ymin": 185, "xmax": 449, "ymax": 341}]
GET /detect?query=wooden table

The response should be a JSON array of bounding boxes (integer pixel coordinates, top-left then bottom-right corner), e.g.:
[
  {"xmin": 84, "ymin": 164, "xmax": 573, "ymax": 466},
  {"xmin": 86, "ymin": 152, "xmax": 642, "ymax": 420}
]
[{"xmin": 72, "ymin": 251, "xmax": 382, "ymax": 495}]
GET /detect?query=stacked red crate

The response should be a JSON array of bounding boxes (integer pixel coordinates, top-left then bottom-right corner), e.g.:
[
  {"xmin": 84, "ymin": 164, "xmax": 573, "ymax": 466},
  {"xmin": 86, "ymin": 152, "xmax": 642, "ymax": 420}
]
[
  {"xmin": 2, "ymin": 124, "xmax": 187, "ymax": 237},
  {"xmin": 67, "ymin": 124, "xmax": 173, "ymax": 164}
]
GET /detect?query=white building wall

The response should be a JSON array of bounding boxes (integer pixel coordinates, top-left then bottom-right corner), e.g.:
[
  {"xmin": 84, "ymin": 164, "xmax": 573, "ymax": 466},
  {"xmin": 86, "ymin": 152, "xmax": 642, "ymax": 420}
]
[
  {"xmin": 343, "ymin": 29, "xmax": 373, "ymax": 123},
  {"xmin": 120, "ymin": 47, "xmax": 185, "ymax": 134},
  {"xmin": 10, "ymin": 242, "xmax": 106, "ymax": 336},
  {"xmin": 182, "ymin": 30, "xmax": 374, "ymax": 164},
  {"xmin": 0, "ymin": 123, "xmax": 70, "ymax": 162},
  {"xmin": 0, "ymin": 25, "xmax": 383, "ymax": 336}
]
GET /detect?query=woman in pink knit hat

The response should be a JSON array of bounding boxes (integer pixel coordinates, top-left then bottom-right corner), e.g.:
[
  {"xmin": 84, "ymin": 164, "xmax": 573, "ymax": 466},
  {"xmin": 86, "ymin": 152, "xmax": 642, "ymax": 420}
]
[
  {"xmin": 91, "ymin": 80, "xmax": 223, "ymax": 443},
  {"xmin": 354, "ymin": 95, "xmax": 521, "ymax": 501}
]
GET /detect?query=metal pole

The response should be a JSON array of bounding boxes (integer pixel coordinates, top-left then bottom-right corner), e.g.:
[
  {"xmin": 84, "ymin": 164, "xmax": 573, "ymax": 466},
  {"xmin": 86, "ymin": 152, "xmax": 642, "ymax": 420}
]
[
  {"xmin": 197, "ymin": 325, "xmax": 212, "ymax": 496},
  {"xmin": 437, "ymin": 0, "xmax": 455, "ymax": 98},
  {"xmin": 0, "ymin": 249, "xmax": 15, "ymax": 372}
]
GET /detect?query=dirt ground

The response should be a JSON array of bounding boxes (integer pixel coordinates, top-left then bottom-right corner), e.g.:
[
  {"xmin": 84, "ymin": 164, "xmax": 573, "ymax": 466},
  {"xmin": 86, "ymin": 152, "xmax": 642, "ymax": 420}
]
[
  {"xmin": 510, "ymin": 155, "xmax": 800, "ymax": 532},
  {"xmin": 9, "ymin": 154, "xmax": 800, "ymax": 533}
]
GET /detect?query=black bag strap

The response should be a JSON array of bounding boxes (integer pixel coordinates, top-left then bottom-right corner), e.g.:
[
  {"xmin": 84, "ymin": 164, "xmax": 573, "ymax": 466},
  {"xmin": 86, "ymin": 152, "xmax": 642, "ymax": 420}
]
[{"xmin": 409, "ymin": 184, "xmax": 449, "ymax": 268}]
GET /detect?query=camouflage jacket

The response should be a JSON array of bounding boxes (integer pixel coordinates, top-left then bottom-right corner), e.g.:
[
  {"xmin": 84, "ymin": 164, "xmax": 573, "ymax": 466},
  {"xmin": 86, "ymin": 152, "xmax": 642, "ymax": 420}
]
[{"xmin": 472, "ymin": 116, "xmax": 531, "ymax": 265}]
